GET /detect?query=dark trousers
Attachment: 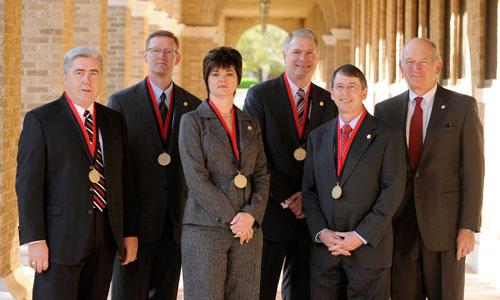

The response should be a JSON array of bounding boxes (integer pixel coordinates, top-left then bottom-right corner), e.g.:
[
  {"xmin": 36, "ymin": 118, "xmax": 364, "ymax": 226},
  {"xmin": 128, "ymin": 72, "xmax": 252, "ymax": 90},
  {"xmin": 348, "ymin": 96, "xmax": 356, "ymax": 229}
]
[
  {"xmin": 391, "ymin": 232, "xmax": 465, "ymax": 300},
  {"xmin": 310, "ymin": 245, "xmax": 390, "ymax": 300},
  {"xmin": 259, "ymin": 220, "xmax": 312, "ymax": 300},
  {"xmin": 111, "ymin": 218, "xmax": 181, "ymax": 300},
  {"xmin": 33, "ymin": 210, "xmax": 115, "ymax": 300}
]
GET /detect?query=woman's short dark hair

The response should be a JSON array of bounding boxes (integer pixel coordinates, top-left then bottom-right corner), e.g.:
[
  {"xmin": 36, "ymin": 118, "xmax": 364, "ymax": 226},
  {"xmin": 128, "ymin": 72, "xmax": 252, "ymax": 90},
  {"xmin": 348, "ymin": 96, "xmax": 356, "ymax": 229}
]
[{"xmin": 203, "ymin": 46, "xmax": 243, "ymax": 97}]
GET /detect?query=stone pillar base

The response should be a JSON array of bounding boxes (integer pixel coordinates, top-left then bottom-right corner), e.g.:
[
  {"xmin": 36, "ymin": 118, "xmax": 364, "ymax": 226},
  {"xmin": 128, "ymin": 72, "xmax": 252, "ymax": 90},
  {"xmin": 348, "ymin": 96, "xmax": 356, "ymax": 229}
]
[{"xmin": 3, "ymin": 266, "xmax": 33, "ymax": 300}]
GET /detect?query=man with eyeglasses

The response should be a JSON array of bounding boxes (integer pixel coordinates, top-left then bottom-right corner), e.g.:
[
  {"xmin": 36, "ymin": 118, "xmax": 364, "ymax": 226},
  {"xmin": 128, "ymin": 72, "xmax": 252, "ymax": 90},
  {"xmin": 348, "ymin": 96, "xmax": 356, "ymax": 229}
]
[
  {"xmin": 108, "ymin": 30, "xmax": 200, "ymax": 300},
  {"xmin": 302, "ymin": 64, "xmax": 405, "ymax": 299},
  {"xmin": 244, "ymin": 28, "xmax": 337, "ymax": 300}
]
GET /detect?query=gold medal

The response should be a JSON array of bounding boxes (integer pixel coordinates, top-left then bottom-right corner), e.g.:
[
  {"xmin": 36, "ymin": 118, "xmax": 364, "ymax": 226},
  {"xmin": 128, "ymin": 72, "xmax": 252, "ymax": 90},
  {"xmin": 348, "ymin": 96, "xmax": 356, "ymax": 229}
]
[
  {"xmin": 293, "ymin": 147, "xmax": 307, "ymax": 161},
  {"xmin": 158, "ymin": 152, "xmax": 171, "ymax": 166},
  {"xmin": 234, "ymin": 172, "xmax": 247, "ymax": 189},
  {"xmin": 331, "ymin": 183, "xmax": 342, "ymax": 199},
  {"xmin": 89, "ymin": 168, "xmax": 100, "ymax": 183}
]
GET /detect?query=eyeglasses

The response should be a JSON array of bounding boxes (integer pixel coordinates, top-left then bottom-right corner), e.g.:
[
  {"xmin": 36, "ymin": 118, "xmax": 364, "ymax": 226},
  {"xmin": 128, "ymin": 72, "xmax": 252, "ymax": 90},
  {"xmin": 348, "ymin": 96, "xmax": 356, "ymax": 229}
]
[
  {"xmin": 146, "ymin": 48, "xmax": 178, "ymax": 56},
  {"xmin": 334, "ymin": 84, "xmax": 361, "ymax": 92}
]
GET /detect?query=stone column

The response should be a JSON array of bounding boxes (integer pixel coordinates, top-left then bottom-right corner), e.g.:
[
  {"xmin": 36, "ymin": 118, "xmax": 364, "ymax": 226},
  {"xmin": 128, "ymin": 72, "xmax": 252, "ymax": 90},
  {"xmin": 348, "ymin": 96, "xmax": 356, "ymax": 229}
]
[
  {"xmin": 322, "ymin": 28, "xmax": 351, "ymax": 80},
  {"xmin": 107, "ymin": 0, "xmax": 134, "ymax": 95},
  {"xmin": 178, "ymin": 26, "xmax": 219, "ymax": 99},
  {"xmin": 21, "ymin": 0, "xmax": 74, "ymax": 117},
  {"xmin": 74, "ymin": 0, "xmax": 108, "ymax": 103},
  {"xmin": 131, "ymin": 1, "xmax": 155, "ymax": 85},
  {"xmin": 1, "ymin": 0, "xmax": 33, "ymax": 299}
]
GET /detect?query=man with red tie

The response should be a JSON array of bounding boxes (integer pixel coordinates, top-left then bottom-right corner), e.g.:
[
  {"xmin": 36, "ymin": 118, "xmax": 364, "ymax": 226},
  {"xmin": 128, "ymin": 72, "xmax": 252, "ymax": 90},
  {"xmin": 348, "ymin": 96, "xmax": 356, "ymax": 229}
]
[
  {"xmin": 108, "ymin": 30, "xmax": 200, "ymax": 300},
  {"xmin": 16, "ymin": 46, "xmax": 137, "ymax": 300},
  {"xmin": 302, "ymin": 64, "xmax": 406, "ymax": 299},
  {"xmin": 375, "ymin": 38, "xmax": 485, "ymax": 300}
]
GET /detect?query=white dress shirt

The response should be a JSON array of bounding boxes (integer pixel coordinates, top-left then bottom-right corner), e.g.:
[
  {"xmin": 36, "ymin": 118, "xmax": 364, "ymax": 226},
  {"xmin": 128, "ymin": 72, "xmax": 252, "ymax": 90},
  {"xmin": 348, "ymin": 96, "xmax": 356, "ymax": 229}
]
[{"xmin": 405, "ymin": 84, "xmax": 438, "ymax": 145}]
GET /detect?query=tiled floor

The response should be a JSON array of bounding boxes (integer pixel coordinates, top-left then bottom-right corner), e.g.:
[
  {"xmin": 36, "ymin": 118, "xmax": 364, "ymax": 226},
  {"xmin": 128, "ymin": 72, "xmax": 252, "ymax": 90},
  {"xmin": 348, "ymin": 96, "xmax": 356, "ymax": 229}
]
[{"xmin": 2, "ymin": 269, "xmax": 499, "ymax": 299}]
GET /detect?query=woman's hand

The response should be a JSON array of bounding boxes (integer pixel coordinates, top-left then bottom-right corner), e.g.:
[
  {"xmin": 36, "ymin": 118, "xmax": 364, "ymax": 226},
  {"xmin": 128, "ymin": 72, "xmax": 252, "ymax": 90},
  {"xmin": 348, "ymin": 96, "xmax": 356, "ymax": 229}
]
[{"xmin": 230, "ymin": 212, "xmax": 255, "ymax": 244}]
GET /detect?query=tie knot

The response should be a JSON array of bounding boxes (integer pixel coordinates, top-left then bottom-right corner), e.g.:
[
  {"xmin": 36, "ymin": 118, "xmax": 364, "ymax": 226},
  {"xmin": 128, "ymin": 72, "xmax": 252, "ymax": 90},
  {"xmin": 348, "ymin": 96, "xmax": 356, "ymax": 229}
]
[
  {"xmin": 342, "ymin": 124, "xmax": 352, "ymax": 134},
  {"xmin": 297, "ymin": 88, "xmax": 305, "ymax": 98},
  {"xmin": 160, "ymin": 92, "xmax": 166, "ymax": 101},
  {"xmin": 414, "ymin": 96, "xmax": 423, "ymax": 105},
  {"xmin": 84, "ymin": 110, "xmax": 91, "ymax": 118}
]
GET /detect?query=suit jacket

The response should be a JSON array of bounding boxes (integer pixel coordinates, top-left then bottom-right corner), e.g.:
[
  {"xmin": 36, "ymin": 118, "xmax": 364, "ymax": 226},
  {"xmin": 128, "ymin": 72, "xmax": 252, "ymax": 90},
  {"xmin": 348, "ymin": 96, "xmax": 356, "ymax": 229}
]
[
  {"xmin": 108, "ymin": 78, "xmax": 200, "ymax": 243},
  {"xmin": 302, "ymin": 113, "xmax": 406, "ymax": 268},
  {"xmin": 374, "ymin": 85, "xmax": 485, "ymax": 252},
  {"xmin": 243, "ymin": 73, "xmax": 337, "ymax": 242},
  {"xmin": 16, "ymin": 94, "xmax": 136, "ymax": 266},
  {"xmin": 179, "ymin": 100, "xmax": 270, "ymax": 228}
]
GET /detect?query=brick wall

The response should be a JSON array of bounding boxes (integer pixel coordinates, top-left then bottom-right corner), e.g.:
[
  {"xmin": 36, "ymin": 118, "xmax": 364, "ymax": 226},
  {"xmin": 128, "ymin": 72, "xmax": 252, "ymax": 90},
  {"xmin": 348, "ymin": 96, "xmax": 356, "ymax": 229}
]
[
  {"xmin": 74, "ymin": 0, "xmax": 108, "ymax": 104},
  {"xmin": 107, "ymin": 2, "xmax": 132, "ymax": 95},
  {"xmin": 21, "ymin": 0, "xmax": 74, "ymax": 117},
  {"xmin": 179, "ymin": 27, "xmax": 218, "ymax": 99},
  {"xmin": 0, "ymin": 0, "xmax": 22, "ymax": 278}
]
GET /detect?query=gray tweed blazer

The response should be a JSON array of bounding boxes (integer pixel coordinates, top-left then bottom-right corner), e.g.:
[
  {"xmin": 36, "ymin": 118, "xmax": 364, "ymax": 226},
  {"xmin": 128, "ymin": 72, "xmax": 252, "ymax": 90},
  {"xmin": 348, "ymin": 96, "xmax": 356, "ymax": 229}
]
[{"xmin": 179, "ymin": 100, "xmax": 270, "ymax": 228}]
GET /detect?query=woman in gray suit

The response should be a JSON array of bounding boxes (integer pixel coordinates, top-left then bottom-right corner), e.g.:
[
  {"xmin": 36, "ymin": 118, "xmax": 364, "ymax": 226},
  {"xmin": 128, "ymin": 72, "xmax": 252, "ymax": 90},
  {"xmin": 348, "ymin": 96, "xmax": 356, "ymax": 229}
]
[{"xmin": 178, "ymin": 46, "xmax": 270, "ymax": 300}]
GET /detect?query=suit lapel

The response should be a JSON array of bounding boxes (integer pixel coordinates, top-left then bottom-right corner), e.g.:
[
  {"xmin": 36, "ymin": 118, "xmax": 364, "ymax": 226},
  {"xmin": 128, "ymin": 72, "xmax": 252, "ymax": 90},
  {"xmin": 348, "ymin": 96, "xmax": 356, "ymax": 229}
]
[
  {"xmin": 198, "ymin": 100, "xmax": 233, "ymax": 153},
  {"xmin": 58, "ymin": 95, "xmax": 92, "ymax": 161},
  {"xmin": 323, "ymin": 119, "xmax": 339, "ymax": 183},
  {"xmin": 308, "ymin": 83, "xmax": 329, "ymax": 131},
  {"xmin": 340, "ymin": 114, "xmax": 377, "ymax": 186},
  {"xmin": 278, "ymin": 74, "xmax": 301, "ymax": 146},
  {"xmin": 167, "ymin": 83, "xmax": 190, "ymax": 155},
  {"xmin": 137, "ymin": 78, "xmax": 164, "ymax": 149},
  {"xmin": 419, "ymin": 85, "xmax": 449, "ymax": 165},
  {"xmin": 95, "ymin": 103, "xmax": 110, "ymax": 159}
]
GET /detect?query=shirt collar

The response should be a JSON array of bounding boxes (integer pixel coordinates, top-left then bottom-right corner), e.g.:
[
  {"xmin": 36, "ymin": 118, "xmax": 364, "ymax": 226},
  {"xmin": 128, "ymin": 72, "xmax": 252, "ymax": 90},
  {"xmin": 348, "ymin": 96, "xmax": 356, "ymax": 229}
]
[
  {"xmin": 150, "ymin": 79, "xmax": 173, "ymax": 104},
  {"xmin": 286, "ymin": 75, "xmax": 310, "ymax": 96},
  {"xmin": 338, "ymin": 109, "xmax": 364, "ymax": 129},
  {"xmin": 408, "ymin": 84, "xmax": 438, "ymax": 106},
  {"xmin": 74, "ymin": 102, "xmax": 95, "ymax": 118}
]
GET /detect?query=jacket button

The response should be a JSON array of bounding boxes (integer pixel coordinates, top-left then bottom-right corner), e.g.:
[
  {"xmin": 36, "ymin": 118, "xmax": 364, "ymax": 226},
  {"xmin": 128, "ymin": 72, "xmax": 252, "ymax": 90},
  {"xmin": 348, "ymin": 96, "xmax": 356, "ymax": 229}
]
[
  {"xmin": 216, "ymin": 218, "xmax": 222, "ymax": 223},
  {"xmin": 88, "ymin": 210, "xmax": 93, "ymax": 215},
  {"xmin": 415, "ymin": 173, "xmax": 420, "ymax": 178},
  {"xmin": 89, "ymin": 187, "xmax": 94, "ymax": 192}
]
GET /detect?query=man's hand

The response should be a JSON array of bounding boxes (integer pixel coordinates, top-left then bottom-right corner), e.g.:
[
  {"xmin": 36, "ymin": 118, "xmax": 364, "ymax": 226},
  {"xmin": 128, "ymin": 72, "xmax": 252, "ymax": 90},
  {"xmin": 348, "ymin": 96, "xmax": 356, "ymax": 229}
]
[
  {"xmin": 327, "ymin": 231, "xmax": 363, "ymax": 256},
  {"xmin": 456, "ymin": 228, "xmax": 475, "ymax": 261},
  {"xmin": 287, "ymin": 192, "xmax": 305, "ymax": 219},
  {"xmin": 121, "ymin": 237, "xmax": 138, "ymax": 265},
  {"xmin": 318, "ymin": 229, "xmax": 341, "ymax": 249},
  {"xmin": 29, "ymin": 241, "xmax": 49, "ymax": 273}
]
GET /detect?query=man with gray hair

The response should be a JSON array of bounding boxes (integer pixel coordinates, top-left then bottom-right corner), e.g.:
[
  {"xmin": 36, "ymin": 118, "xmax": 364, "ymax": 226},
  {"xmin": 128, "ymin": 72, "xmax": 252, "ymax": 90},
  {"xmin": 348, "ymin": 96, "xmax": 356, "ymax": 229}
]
[
  {"xmin": 16, "ymin": 46, "xmax": 137, "ymax": 300},
  {"xmin": 244, "ymin": 28, "xmax": 337, "ymax": 299},
  {"xmin": 375, "ymin": 37, "xmax": 484, "ymax": 300}
]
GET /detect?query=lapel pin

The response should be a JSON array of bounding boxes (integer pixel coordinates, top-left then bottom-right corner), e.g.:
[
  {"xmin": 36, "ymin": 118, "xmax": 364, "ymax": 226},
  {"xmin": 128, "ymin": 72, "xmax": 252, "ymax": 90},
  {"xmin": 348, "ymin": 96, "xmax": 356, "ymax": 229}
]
[
  {"xmin": 367, "ymin": 134, "xmax": 371, "ymax": 139},
  {"xmin": 441, "ymin": 105, "xmax": 445, "ymax": 109},
  {"xmin": 247, "ymin": 125, "xmax": 252, "ymax": 130},
  {"xmin": 319, "ymin": 101, "xmax": 324, "ymax": 106},
  {"xmin": 183, "ymin": 102, "xmax": 188, "ymax": 107}
]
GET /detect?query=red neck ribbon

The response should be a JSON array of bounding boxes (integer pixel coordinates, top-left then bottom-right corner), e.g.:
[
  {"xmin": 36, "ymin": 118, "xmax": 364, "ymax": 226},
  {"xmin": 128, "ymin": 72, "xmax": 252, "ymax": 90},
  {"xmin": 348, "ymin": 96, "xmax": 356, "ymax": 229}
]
[
  {"xmin": 146, "ymin": 75, "xmax": 174, "ymax": 142},
  {"xmin": 65, "ymin": 92, "xmax": 97, "ymax": 158},
  {"xmin": 283, "ymin": 72, "xmax": 312, "ymax": 140},
  {"xmin": 336, "ymin": 108, "xmax": 367, "ymax": 176},
  {"xmin": 208, "ymin": 99, "xmax": 239, "ymax": 162}
]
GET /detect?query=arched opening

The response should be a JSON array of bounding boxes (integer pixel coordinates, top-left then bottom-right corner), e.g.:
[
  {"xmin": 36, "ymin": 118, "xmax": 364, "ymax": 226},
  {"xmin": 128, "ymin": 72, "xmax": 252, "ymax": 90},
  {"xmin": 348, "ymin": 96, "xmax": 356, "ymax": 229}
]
[{"xmin": 234, "ymin": 24, "xmax": 288, "ymax": 107}]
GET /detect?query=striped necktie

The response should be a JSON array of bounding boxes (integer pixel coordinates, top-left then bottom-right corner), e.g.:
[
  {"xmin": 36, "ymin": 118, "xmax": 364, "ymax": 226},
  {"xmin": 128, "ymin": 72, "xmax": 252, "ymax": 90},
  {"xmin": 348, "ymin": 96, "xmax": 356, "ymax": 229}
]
[
  {"xmin": 84, "ymin": 110, "xmax": 107, "ymax": 211},
  {"xmin": 296, "ymin": 88, "xmax": 306, "ymax": 127}
]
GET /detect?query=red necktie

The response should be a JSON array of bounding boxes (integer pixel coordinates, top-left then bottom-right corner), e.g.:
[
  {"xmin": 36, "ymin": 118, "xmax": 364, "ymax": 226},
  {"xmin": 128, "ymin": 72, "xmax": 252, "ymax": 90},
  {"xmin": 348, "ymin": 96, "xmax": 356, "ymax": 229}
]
[
  {"xmin": 84, "ymin": 110, "xmax": 107, "ymax": 211},
  {"xmin": 409, "ymin": 97, "xmax": 423, "ymax": 167},
  {"xmin": 340, "ymin": 124, "xmax": 352, "ymax": 160}
]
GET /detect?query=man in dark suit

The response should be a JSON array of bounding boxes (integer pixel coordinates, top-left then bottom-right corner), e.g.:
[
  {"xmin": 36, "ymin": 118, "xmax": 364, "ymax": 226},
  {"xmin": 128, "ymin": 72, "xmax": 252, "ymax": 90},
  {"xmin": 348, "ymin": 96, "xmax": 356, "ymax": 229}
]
[
  {"xmin": 302, "ymin": 64, "xmax": 406, "ymax": 299},
  {"xmin": 374, "ymin": 38, "xmax": 485, "ymax": 300},
  {"xmin": 244, "ymin": 28, "xmax": 337, "ymax": 300},
  {"xmin": 108, "ymin": 30, "xmax": 200, "ymax": 300},
  {"xmin": 16, "ymin": 46, "xmax": 137, "ymax": 300}
]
